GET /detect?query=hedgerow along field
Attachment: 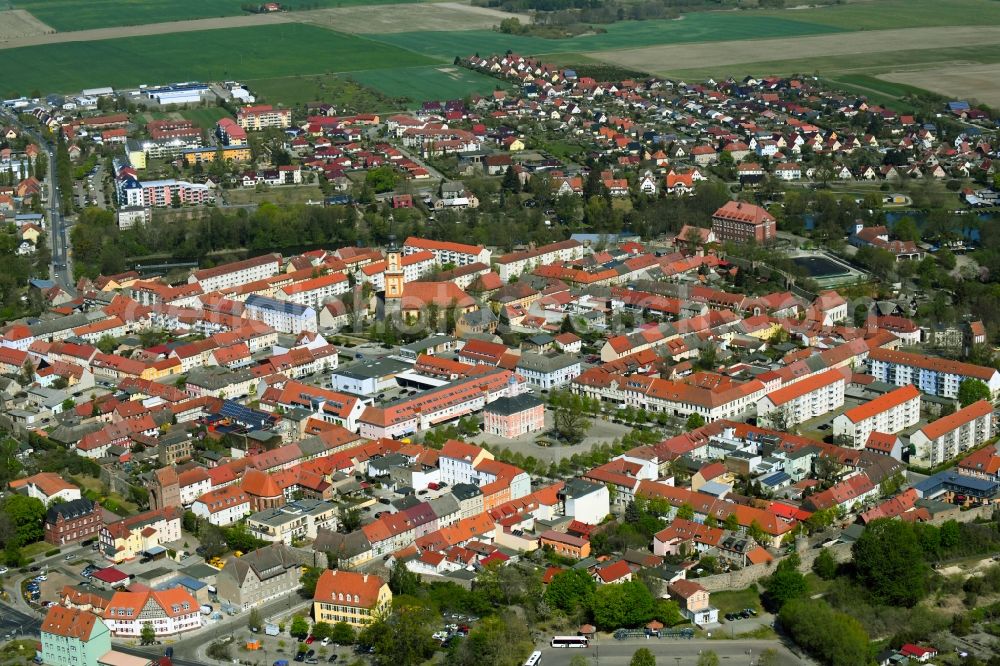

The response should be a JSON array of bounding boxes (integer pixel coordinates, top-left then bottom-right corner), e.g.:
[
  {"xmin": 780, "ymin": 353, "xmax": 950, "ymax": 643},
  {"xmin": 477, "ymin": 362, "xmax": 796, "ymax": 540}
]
[
  {"xmin": 0, "ymin": 24, "xmax": 435, "ymax": 97},
  {"xmin": 9, "ymin": 0, "xmax": 420, "ymax": 32}
]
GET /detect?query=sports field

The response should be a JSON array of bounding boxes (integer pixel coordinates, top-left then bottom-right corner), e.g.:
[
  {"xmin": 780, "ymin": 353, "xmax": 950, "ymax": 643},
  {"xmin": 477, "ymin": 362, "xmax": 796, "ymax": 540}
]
[
  {"xmin": 134, "ymin": 107, "xmax": 234, "ymax": 129},
  {"xmin": 9, "ymin": 0, "xmax": 420, "ymax": 32},
  {"xmin": 351, "ymin": 65, "xmax": 502, "ymax": 104},
  {"xmin": 0, "ymin": 24, "xmax": 435, "ymax": 97}
]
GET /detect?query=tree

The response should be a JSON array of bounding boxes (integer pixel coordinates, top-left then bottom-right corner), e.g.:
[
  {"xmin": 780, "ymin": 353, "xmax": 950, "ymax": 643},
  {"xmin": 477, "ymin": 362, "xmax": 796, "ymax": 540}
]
[
  {"xmin": 369, "ymin": 603, "xmax": 438, "ymax": 666},
  {"xmin": 569, "ymin": 657, "xmax": 592, "ymax": 666},
  {"xmin": 200, "ymin": 523, "xmax": 227, "ymax": 559},
  {"xmin": 3, "ymin": 495, "xmax": 45, "ymax": 546},
  {"xmin": 311, "ymin": 621, "xmax": 333, "ymax": 641},
  {"xmin": 723, "ymin": 512, "xmax": 739, "ymax": 532},
  {"xmin": 590, "ymin": 580, "xmax": 655, "ymax": 630},
  {"xmin": 290, "ymin": 615, "xmax": 310, "ymax": 640},
  {"xmin": 958, "ymin": 378, "xmax": 991, "ymax": 408},
  {"xmin": 248, "ymin": 607, "xmax": 263, "ymax": 632},
  {"xmin": 779, "ymin": 598, "xmax": 869, "ymax": 666},
  {"xmin": 330, "ymin": 621, "xmax": 355, "ymax": 645},
  {"xmin": 501, "ymin": 165, "xmax": 520, "ymax": 193},
  {"xmin": 544, "ymin": 568, "xmax": 596, "ymax": 614},
  {"xmin": 140, "ymin": 622, "xmax": 155, "ymax": 645},
  {"xmin": 630, "ymin": 648, "xmax": 656, "ymax": 666},
  {"xmin": 685, "ymin": 413, "xmax": 705, "ymax": 431},
  {"xmin": 852, "ymin": 518, "xmax": 929, "ymax": 607},
  {"xmin": 762, "ymin": 554, "xmax": 807, "ymax": 612},
  {"xmin": 553, "ymin": 406, "xmax": 590, "ymax": 444},
  {"xmin": 676, "ymin": 503, "xmax": 695, "ymax": 521},
  {"xmin": 96, "ymin": 334, "xmax": 118, "ymax": 354},
  {"xmin": 453, "ymin": 612, "xmax": 533, "ymax": 666},
  {"xmin": 389, "ymin": 560, "xmax": 420, "ymax": 596},
  {"xmin": 340, "ymin": 506, "xmax": 363, "ymax": 532},
  {"xmin": 300, "ymin": 566, "xmax": 324, "ymax": 597},
  {"xmin": 696, "ymin": 652, "xmax": 719, "ymax": 666},
  {"xmin": 812, "ymin": 547, "xmax": 838, "ymax": 580}
]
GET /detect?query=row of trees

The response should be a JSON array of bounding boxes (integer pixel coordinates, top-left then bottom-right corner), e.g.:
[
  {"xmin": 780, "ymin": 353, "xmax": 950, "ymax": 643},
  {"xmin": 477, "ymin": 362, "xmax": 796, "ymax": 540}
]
[{"xmin": 545, "ymin": 568, "xmax": 682, "ymax": 630}]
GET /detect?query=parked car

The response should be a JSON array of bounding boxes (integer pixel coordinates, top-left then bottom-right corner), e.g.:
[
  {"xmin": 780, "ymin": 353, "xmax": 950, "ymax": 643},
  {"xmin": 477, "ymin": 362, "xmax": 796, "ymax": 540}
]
[
  {"xmin": 64, "ymin": 554, "xmax": 76, "ymax": 561},
  {"xmin": 0, "ymin": 566, "xmax": 8, "ymax": 575}
]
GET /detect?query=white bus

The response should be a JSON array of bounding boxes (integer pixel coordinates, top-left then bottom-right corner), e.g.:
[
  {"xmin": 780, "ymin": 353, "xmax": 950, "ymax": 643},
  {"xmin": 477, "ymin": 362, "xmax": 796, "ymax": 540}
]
[
  {"xmin": 550, "ymin": 636, "xmax": 589, "ymax": 648},
  {"xmin": 524, "ymin": 650, "xmax": 542, "ymax": 666}
]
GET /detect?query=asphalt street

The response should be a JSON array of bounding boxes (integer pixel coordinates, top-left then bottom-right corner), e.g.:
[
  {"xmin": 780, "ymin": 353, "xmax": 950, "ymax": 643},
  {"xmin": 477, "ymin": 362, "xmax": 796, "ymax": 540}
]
[{"xmin": 537, "ymin": 638, "xmax": 807, "ymax": 666}]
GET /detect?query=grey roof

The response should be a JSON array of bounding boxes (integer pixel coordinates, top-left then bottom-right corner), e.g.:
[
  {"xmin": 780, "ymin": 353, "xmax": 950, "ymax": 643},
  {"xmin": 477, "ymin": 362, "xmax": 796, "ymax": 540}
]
[
  {"xmin": 28, "ymin": 312, "xmax": 104, "ymax": 338},
  {"xmin": 428, "ymin": 494, "xmax": 460, "ymax": 519},
  {"xmin": 516, "ymin": 351, "xmax": 580, "ymax": 373},
  {"xmin": 451, "ymin": 483, "xmax": 482, "ymax": 501},
  {"xmin": 185, "ymin": 365, "xmax": 254, "ymax": 390},
  {"xmin": 483, "ymin": 393, "xmax": 543, "ymax": 416},
  {"xmin": 225, "ymin": 542, "xmax": 304, "ymax": 585},
  {"xmin": 313, "ymin": 528, "xmax": 372, "ymax": 559},
  {"xmin": 333, "ymin": 357, "xmax": 410, "ymax": 381},
  {"xmin": 45, "ymin": 498, "xmax": 96, "ymax": 524},
  {"xmin": 558, "ymin": 477, "xmax": 604, "ymax": 500}
]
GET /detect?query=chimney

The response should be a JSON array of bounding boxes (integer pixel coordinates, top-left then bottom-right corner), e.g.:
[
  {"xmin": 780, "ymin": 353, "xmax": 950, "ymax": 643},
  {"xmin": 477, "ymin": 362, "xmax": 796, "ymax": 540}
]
[{"xmin": 363, "ymin": 574, "xmax": 368, "ymax": 583}]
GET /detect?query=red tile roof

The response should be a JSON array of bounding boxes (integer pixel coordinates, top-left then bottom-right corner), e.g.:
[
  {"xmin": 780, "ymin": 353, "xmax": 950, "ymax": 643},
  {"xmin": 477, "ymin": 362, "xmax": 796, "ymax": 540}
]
[{"xmin": 842, "ymin": 384, "xmax": 919, "ymax": 423}]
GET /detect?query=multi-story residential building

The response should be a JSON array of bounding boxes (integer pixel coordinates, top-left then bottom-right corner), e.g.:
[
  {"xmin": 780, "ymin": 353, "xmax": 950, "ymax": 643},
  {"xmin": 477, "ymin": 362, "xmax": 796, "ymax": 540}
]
[
  {"xmin": 833, "ymin": 385, "xmax": 921, "ymax": 448},
  {"xmin": 439, "ymin": 440, "xmax": 494, "ymax": 486},
  {"xmin": 216, "ymin": 117, "xmax": 248, "ymax": 145},
  {"xmin": 668, "ymin": 580, "xmax": 719, "ymax": 627},
  {"xmin": 244, "ymin": 295, "xmax": 317, "ymax": 334},
  {"xmin": 538, "ymin": 530, "xmax": 590, "ymax": 559},
  {"xmin": 190, "ymin": 485, "xmax": 251, "ymax": 526},
  {"xmin": 10, "ymin": 472, "xmax": 81, "ymax": 504},
  {"xmin": 188, "ymin": 254, "xmax": 282, "ymax": 293},
  {"xmin": 710, "ymin": 201, "xmax": 776, "ymax": 243},
  {"xmin": 357, "ymin": 368, "xmax": 524, "ymax": 439},
  {"xmin": 803, "ymin": 473, "xmax": 879, "ymax": 514},
  {"xmin": 100, "ymin": 507, "xmax": 182, "ymax": 563},
  {"xmin": 868, "ymin": 348, "xmax": 1000, "ymax": 399},
  {"xmin": 402, "ymin": 237, "xmax": 492, "ymax": 267},
  {"xmin": 557, "ymin": 478, "xmax": 611, "ymax": 525},
  {"xmin": 118, "ymin": 177, "xmax": 212, "ymax": 208},
  {"xmin": 216, "ymin": 542, "xmax": 304, "ymax": 611},
  {"xmin": 494, "ymin": 239, "xmax": 584, "ymax": 282},
  {"xmin": 573, "ymin": 370, "xmax": 765, "ymax": 423},
  {"xmin": 313, "ymin": 570, "xmax": 392, "ymax": 628},
  {"xmin": 756, "ymin": 368, "xmax": 847, "ymax": 427},
  {"xmin": 103, "ymin": 587, "xmax": 202, "ymax": 637},
  {"xmin": 483, "ymin": 393, "xmax": 545, "ymax": 439},
  {"xmin": 41, "ymin": 606, "xmax": 112, "ymax": 666},
  {"xmin": 237, "ymin": 104, "xmax": 292, "ymax": 131},
  {"xmin": 515, "ymin": 352, "xmax": 582, "ymax": 390},
  {"xmin": 246, "ymin": 499, "xmax": 338, "ymax": 544},
  {"xmin": 277, "ymin": 272, "xmax": 350, "ymax": 309},
  {"xmin": 44, "ymin": 498, "xmax": 103, "ymax": 546},
  {"xmin": 909, "ymin": 400, "xmax": 994, "ymax": 467}
]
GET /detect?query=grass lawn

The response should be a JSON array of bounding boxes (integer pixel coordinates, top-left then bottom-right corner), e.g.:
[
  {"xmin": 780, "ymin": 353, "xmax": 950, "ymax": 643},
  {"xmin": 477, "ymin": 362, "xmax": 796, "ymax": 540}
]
[
  {"xmin": 0, "ymin": 24, "xmax": 435, "ymax": 96},
  {"xmin": 251, "ymin": 73, "xmax": 399, "ymax": 110},
  {"xmin": 350, "ymin": 65, "xmax": 502, "ymax": 105},
  {"xmin": 21, "ymin": 541, "xmax": 52, "ymax": 559},
  {"xmin": 12, "ymin": 0, "xmax": 421, "ymax": 32},
  {"xmin": 710, "ymin": 587, "xmax": 762, "ymax": 615},
  {"xmin": 225, "ymin": 184, "xmax": 325, "ymax": 206},
  {"xmin": 370, "ymin": 13, "xmax": 846, "ymax": 59},
  {"xmin": 135, "ymin": 107, "xmax": 233, "ymax": 129}
]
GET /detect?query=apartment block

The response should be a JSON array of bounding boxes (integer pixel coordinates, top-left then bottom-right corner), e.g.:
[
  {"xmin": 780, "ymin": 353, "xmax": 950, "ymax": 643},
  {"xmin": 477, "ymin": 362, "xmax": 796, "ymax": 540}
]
[
  {"xmin": 910, "ymin": 400, "xmax": 994, "ymax": 467},
  {"xmin": 833, "ymin": 384, "xmax": 921, "ymax": 448}
]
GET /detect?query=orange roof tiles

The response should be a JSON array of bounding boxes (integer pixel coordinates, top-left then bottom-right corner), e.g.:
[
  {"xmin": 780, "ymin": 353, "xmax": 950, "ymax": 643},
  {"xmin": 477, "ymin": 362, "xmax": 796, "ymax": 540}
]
[{"xmin": 842, "ymin": 384, "xmax": 919, "ymax": 423}]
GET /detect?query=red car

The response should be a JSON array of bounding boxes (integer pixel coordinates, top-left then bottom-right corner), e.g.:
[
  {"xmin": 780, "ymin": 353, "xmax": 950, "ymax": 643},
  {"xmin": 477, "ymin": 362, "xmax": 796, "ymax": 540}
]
[{"xmin": 305, "ymin": 636, "xmax": 315, "ymax": 645}]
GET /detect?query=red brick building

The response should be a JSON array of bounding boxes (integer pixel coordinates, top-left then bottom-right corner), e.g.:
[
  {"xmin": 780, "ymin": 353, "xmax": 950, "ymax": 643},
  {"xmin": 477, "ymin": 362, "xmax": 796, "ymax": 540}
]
[
  {"xmin": 44, "ymin": 498, "xmax": 103, "ymax": 545},
  {"xmin": 711, "ymin": 201, "xmax": 776, "ymax": 243}
]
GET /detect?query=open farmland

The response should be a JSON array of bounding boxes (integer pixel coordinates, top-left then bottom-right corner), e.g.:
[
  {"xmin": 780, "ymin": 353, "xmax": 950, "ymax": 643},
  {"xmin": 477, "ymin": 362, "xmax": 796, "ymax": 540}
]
[
  {"xmin": 880, "ymin": 65, "xmax": 1000, "ymax": 107},
  {"xmin": 369, "ymin": 13, "xmax": 846, "ymax": 59},
  {"xmin": 592, "ymin": 26, "xmax": 1000, "ymax": 79},
  {"xmin": 0, "ymin": 8, "xmax": 53, "ymax": 41},
  {"xmin": 10, "ymin": 0, "xmax": 420, "ymax": 32},
  {"xmin": 0, "ymin": 24, "xmax": 435, "ymax": 97},
  {"xmin": 298, "ymin": 2, "xmax": 516, "ymax": 34},
  {"xmin": 351, "ymin": 65, "xmax": 502, "ymax": 105}
]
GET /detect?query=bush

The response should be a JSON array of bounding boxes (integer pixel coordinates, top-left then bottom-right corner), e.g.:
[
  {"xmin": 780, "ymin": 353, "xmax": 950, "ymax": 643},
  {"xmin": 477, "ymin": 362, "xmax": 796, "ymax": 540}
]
[{"xmin": 44, "ymin": 549, "xmax": 60, "ymax": 557}]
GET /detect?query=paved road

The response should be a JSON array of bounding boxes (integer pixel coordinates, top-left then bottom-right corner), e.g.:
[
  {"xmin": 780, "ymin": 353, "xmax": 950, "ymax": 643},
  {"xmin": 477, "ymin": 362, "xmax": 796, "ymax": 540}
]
[
  {"xmin": 2, "ymin": 110, "xmax": 76, "ymax": 294},
  {"xmin": 538, "ymin": 638, "xmax": 806, "ymax": 666}
]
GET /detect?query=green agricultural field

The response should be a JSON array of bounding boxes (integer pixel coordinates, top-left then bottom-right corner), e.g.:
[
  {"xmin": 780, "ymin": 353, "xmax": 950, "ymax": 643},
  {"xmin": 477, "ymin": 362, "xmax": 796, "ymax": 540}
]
[
  {"xmin": 351, "ymin": 65, "xmax": 502, "ymax": 105},
  {"xmin": 11, "ymin": 0, "xmax": 420, "ymax": 32},
  {"xmin": 755, "ymin": 0, "xmax": 1000, "ymax": 31},
  {"xmin": 663, "ymin": 42, "xmax": 1000, "ymax": 85},
  {"xmin": 369, "ymin": 13, "xmax": 846, "ymax": 59},
  {"xmin": 0, "ymin": 24, "xmax": 435, "ymax": 96}
]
